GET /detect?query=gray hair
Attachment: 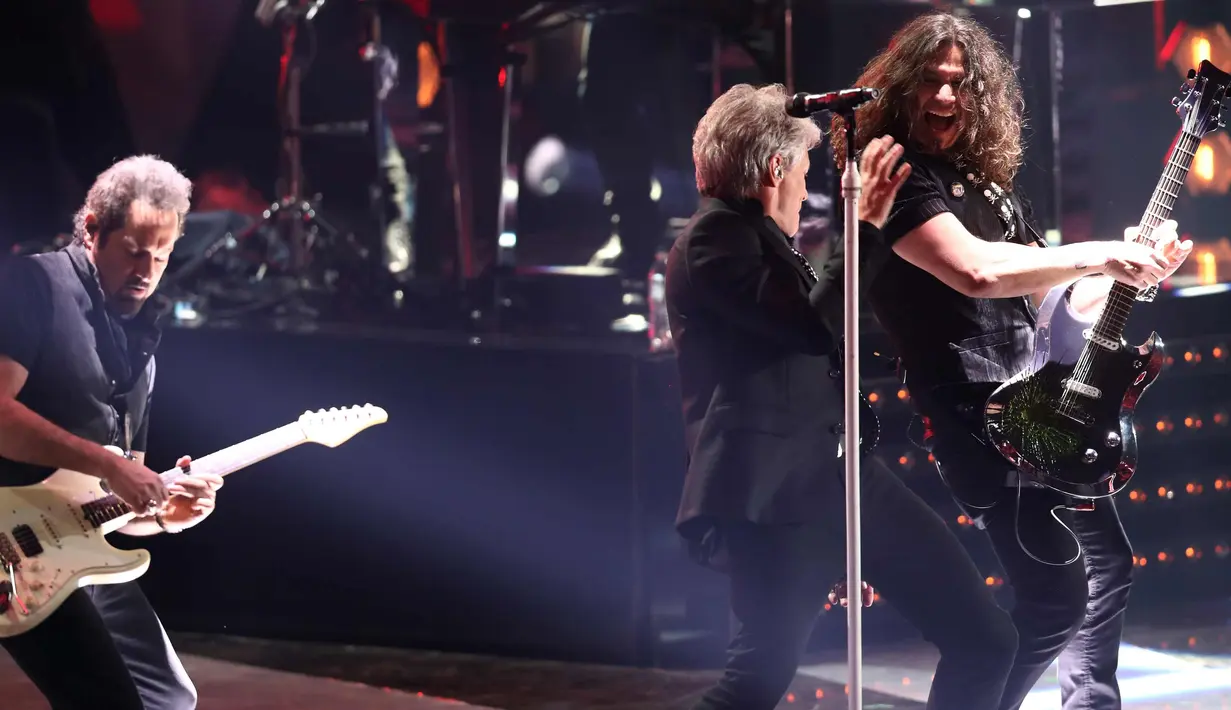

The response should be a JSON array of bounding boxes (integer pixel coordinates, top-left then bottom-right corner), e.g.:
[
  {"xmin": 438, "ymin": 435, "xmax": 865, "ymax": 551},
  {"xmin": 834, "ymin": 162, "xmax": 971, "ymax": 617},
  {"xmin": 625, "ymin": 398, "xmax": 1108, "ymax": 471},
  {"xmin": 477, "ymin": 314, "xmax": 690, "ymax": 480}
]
[
  {"xmin": 692, "ymin": 83, "xmax": 821, "ymax": 199},
  {"xmin": 74, "ymin": 155, "xmax": 193, "ymax": 246}
]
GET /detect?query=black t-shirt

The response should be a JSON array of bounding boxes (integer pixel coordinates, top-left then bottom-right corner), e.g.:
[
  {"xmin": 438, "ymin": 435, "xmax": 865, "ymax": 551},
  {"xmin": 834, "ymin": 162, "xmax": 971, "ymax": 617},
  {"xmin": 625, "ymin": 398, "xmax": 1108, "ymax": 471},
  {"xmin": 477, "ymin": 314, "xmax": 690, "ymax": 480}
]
[{"xmin": 866, "ymin": 149, "xmax": 1042, "ymax": 390}]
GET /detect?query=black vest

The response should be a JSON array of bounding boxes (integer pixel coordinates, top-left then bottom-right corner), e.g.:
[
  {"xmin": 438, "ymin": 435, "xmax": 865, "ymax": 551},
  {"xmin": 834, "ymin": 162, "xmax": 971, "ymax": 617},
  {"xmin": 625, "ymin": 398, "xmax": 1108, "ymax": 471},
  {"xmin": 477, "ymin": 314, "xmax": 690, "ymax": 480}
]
[
  {"xmin": 869, "ymin": 151, "xmax": 1043, "ymax": 392},
  {"xmin": 0, "ymin": 244, "xmax": 160, "ymax": 486}
]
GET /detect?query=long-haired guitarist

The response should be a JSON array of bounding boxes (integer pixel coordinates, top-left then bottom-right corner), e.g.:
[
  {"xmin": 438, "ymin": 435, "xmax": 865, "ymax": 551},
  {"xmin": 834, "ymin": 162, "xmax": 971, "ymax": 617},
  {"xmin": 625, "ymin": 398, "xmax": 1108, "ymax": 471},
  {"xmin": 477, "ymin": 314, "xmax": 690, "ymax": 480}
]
[
  {"xmin": 831, "ymin": 12, "xmax": 1192, "ymax": 709},
  {"xmin": 0, "ymin": 156, "xmax": 224, "ymax": 708},
  {"xmin": 666, "ymin": 83, "xmax": 1021, "ymax": 710}
]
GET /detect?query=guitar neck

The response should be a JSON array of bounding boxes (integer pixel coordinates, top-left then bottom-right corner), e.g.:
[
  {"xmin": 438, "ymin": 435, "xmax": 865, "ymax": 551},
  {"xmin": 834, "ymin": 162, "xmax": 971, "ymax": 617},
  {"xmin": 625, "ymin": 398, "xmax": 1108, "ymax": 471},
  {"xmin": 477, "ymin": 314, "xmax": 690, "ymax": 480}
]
[
  {"xmin": 159, "ymin": 424, "xmax": 306, "ymax": 485},
  {"xmin": 1092, "ymin": 130, "xmax": 1200, "ymax": 343},
  {"xmin": 82, "ymin": 403, "xmax": 386, "ymax": 529},
  {"xmin": 85, "ymin": 424, "xmax": 306, "ymax": 528}
]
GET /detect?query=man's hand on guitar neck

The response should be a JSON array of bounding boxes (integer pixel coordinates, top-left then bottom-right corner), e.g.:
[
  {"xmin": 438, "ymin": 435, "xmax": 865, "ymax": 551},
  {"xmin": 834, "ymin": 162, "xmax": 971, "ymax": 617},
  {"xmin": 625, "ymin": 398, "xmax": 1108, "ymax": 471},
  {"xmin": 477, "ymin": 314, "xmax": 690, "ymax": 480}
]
[
  {"xmin": 1067, "ymin": 219, "xmax": 1192, "ymax": 317},
  {"xmin": 160, "ymin": 455, "xmax": 224, "ymax": 532},
  {"xmin": 117, "ymin": 455, "xmax": 224, "ymax": 536}
]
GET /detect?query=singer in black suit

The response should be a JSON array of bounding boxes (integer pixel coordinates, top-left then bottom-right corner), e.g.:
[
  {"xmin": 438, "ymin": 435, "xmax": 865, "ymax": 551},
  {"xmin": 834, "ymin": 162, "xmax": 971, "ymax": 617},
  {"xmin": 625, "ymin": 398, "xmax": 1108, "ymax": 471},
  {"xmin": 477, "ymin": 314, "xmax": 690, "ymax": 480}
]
[{"xmin": 666, "ymin": 83, "xmax": 1020, "ymax": 710}]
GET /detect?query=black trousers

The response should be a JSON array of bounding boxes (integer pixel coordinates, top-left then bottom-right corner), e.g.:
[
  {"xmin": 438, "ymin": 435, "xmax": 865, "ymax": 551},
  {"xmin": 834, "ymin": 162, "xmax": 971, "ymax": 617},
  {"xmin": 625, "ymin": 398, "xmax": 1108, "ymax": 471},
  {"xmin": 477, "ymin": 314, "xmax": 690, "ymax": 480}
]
[
  {"xmin": 692, "ymin": 460, "xmax": 1018, "ymax": 710},
  {"xmin": 926, "ymin": 406, "xmax": 1133, "ymax": 710},
  {"xmin": 0, "ymin": 582, "xmax": 197, "ymax": 709}
]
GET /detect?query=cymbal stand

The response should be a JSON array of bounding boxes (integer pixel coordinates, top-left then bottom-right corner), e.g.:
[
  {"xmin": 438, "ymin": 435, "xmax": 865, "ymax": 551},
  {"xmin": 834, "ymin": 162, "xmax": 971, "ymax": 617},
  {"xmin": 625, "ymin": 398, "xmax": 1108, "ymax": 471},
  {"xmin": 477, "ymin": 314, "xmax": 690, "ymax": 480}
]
[{"xmin": 262, "ymin": 0, "xmax": 339, "ymax": 317}]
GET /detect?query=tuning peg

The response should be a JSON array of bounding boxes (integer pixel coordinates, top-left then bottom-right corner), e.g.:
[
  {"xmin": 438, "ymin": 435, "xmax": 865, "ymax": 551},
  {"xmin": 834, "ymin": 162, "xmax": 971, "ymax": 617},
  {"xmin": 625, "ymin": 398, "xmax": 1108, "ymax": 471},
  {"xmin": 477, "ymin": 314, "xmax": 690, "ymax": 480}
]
[
  {"xmin": 1173, "ymin": 96, "xmax": 1183, "ymax": 107},
  {"xmin": 1188, "ymin": 68, "xmax": 1197, "ymax": 80}
]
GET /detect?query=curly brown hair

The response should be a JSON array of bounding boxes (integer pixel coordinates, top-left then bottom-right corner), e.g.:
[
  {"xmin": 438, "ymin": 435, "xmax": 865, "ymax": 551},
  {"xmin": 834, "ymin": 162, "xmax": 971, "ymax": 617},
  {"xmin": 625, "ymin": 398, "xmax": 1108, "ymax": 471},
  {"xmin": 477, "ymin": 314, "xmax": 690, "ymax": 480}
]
[{"xmin": 831, "ymin": 12, "xmax": 1024, "ymax": 187}]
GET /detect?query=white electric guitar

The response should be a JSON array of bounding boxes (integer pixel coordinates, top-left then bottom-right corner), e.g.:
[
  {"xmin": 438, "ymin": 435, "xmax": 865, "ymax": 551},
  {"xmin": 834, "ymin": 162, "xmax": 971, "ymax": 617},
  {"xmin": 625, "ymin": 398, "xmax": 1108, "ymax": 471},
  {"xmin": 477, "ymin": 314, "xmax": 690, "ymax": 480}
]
[{"xmin": 0, "ymin": 403, "xmax": 387, "ymax": 637}]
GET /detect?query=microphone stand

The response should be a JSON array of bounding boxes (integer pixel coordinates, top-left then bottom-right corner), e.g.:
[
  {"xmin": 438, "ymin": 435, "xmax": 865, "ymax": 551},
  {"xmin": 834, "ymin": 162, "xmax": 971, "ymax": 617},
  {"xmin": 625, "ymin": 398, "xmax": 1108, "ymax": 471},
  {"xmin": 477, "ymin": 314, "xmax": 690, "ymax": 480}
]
[{"xmin": 838, "ymin": 104, "xmax": 863, "ymax": 710}]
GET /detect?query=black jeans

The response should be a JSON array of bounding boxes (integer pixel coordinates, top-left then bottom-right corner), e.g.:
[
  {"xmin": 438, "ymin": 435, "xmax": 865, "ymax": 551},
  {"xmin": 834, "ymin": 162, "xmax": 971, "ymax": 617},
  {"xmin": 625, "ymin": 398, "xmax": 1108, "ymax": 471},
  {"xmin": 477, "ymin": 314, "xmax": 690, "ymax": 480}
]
[
  {"xmin": 926, "ymin": 391, "xmax": 1134, "ymax": 710},
  {"xmin": 692, "ymin": 459, "xmax": 1018, "ymax": 710},
  {"xmin": 0, "ymin": 581, "xmax": 197, "ymax": 709}
]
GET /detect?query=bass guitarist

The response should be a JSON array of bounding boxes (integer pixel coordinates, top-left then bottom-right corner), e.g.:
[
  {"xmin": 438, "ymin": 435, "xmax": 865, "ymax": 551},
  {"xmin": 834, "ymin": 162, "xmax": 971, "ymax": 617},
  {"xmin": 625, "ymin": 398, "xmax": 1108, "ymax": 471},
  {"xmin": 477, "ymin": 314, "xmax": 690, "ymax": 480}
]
[
  {"xmin": 0, "ymin": 156, "xmax": 223, "ymax": 709},
  {"xmin": 830, "ymin": 13, "xmax": 1191, "ymax": 710}
]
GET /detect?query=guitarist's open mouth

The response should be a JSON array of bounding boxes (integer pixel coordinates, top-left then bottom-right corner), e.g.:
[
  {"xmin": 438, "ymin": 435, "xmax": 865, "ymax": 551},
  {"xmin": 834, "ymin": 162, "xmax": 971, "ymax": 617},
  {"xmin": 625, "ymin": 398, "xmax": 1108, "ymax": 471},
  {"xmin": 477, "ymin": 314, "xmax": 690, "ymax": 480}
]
[{"xmin": 924, "ymin": 111, "xmax": 957, "ymax": 132}]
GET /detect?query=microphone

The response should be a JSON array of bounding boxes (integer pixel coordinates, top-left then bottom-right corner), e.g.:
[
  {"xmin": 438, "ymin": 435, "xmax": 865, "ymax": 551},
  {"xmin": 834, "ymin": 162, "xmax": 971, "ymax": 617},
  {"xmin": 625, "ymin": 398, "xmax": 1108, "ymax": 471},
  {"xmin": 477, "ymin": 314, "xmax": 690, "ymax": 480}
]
[{"xmin": 786, "ymin": 88, "xmax": 880, "ymax": 117}]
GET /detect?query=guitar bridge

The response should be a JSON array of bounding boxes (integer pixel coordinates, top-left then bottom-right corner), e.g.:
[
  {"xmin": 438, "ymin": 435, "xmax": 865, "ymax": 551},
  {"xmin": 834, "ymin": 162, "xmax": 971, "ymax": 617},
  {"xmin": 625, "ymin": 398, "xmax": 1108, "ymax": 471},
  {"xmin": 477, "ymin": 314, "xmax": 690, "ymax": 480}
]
[{"xmin": 1062, "ymin": 379, "xmax": 1102, "ymax": 399}]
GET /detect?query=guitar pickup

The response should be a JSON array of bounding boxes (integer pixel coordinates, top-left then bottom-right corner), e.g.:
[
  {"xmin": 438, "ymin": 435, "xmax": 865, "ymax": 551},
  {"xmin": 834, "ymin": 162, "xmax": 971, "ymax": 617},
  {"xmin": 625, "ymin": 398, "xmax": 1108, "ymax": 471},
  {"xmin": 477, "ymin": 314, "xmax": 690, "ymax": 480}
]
[
  {"xmin": 11, "ymin": 525, "xmax": 42, "ymax": 558},
  {"xmin": 1062, "ymin": 379, "xmax": 1102, "ymax": 399},
  {"xmin": 1082, "ymin": 328, "xmax": 1121, "ymax": 351},
  {"xmin": 0, "ymin": 533, "xmax": 18, "ymax": 568}
]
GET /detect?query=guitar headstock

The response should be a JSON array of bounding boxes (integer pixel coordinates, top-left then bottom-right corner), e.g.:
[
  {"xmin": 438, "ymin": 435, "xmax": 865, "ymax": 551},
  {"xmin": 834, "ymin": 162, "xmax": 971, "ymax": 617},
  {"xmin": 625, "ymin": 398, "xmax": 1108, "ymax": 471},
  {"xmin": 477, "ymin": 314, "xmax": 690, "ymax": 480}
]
[
  {"xmin": 1175, "ymin": 59, "xmax": 1231, "ymax": 138},
  {"xmin": 297, "ymin": 404, "xmax": 388, "ymax": 447}
]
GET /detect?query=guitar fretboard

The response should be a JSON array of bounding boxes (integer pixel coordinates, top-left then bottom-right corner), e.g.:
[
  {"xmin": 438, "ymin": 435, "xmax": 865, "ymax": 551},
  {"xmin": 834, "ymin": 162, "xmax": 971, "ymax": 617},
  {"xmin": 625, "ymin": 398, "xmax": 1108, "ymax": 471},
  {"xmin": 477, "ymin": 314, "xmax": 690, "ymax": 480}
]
[
  {"xmin": 1091, "ymin": 130, "xmax": 1200, "ymax": 344},
  {"xmin": 160, "ymin": 424, "xmax": 306, "ymax": 485}
]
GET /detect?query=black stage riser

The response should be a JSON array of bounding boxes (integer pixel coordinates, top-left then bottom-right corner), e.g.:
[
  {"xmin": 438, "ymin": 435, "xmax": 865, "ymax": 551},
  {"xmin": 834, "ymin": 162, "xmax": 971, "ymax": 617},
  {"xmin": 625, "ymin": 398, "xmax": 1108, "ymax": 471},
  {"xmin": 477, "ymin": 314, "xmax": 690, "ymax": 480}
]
[{"xmin": 133, "ymin": 327, "xmax": 663, "ymax": 665}]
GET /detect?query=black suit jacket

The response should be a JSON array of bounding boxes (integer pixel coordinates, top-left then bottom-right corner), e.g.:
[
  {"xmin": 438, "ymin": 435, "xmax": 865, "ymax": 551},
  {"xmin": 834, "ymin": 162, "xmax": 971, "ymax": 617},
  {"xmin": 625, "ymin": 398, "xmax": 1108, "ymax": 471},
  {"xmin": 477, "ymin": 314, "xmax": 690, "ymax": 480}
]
[{"xmin": 665, "ymin": 197, "xmax": 881, "ymax": 544}]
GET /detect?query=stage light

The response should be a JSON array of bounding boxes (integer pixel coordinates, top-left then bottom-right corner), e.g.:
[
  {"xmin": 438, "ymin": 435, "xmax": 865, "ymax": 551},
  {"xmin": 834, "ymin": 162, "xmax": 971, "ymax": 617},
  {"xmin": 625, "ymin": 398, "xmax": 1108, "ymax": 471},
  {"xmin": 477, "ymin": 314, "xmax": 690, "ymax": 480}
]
[
  {"xmin": 1185, "ymin": 133, "xmax": 1231, "ymax": 196},
  {"xmin": 1164, "ymin": 23, "xmax": 1231, "ymax": 81},
  {"xmin": 416, "ymin": 41, "xmax": 441, "ymax": 108},
  {"xmin": 1192, "ymin": 36, "xmax": 1212, "ymax": 69},
  {"xmin": 896, "ymin": 387, "xmax": 910, "ymax": 401},
  {"xmin": 867, "ymin": 391, "xmax": 880, "ymax": 404},
  {"xmin": 1193, "ymin": 249, "xmax": 1219, "ymax": 285}
]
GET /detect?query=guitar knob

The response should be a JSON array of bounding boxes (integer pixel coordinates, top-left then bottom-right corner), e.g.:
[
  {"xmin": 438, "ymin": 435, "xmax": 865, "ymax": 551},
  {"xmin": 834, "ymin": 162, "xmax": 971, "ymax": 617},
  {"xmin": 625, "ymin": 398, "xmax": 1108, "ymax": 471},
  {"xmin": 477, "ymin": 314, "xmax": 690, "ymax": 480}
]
[
  {"xmin": 1105, "ymin": 432, "xmax": 1121, "ymax": 448},
  {"xmin": 1082, "ymin": 448, "xmax": 1099, "ymax": 464}
]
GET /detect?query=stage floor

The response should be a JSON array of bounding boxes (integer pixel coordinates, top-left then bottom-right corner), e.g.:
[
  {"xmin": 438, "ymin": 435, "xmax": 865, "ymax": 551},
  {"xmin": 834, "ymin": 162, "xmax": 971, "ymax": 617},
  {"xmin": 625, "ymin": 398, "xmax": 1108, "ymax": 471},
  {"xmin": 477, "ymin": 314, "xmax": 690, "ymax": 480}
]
[
  {"xmin": 2, "ymin": 621, "xmax": 1228, "ymax": 709},
  {"xmin": 0, "ymin": 652, "xmax": 499, "ymax": 710},
  {"xmin": 801, "ymin": 622, "xmax": 1231, "ymax": 709}
]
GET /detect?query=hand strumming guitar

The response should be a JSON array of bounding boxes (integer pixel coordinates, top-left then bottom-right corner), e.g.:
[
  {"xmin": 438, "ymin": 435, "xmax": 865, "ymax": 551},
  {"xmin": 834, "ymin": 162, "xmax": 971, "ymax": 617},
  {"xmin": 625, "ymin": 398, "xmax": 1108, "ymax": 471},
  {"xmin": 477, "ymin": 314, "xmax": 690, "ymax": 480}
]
[{"xmin": 99, "ymin": 455, "xmax": 168, "ymax": 515}]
